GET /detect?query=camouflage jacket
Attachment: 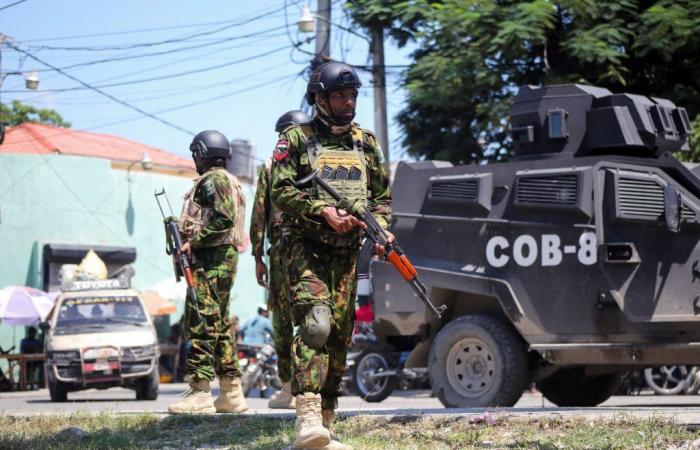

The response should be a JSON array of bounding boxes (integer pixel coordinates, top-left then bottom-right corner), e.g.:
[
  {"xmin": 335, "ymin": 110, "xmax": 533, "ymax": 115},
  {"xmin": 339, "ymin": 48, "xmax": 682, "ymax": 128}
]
[
  {"xmin": 249, "ymin": 159, "xmax": 283, "ymax": 260},
  {"xmin": 270, "ymin": 119, "xmax": 391, "ymax": 247},
  {"xmin": 180, "ymin": 167, "xmax": 239, "ymax": 250}
]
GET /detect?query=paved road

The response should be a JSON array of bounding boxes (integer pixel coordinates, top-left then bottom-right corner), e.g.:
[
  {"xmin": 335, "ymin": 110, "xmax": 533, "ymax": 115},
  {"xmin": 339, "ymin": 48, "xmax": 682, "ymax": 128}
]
[{"xmin": 3, "ymin": 385, "xmax": 700, "ymax": 423}]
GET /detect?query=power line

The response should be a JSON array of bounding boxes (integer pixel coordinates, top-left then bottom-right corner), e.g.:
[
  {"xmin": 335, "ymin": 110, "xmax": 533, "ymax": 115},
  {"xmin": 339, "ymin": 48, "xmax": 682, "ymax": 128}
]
[
  {"xmin": 3, "ymin": 44, "xmax": 294, "ymax": 93},
  {"xmin": 6, "ymin": 41, "xmax": 196, "ymax": 135},
  {"xmin": 0, "ymin": 0, "xmax": 27, "ymax": 12},
  {"xmin": 24, "ymin": 3, "xmax": 297, "ymax": 52},
  {"xmin": 24, "ymin": 26, "xmax": 289, "ymax": 73}
]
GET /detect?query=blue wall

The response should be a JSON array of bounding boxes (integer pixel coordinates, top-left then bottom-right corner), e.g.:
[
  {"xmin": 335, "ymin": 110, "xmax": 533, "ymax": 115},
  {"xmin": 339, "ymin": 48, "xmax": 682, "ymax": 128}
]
[{"xmin": 0, "ymin": 153, "xmax": 266, "ymax": 360}]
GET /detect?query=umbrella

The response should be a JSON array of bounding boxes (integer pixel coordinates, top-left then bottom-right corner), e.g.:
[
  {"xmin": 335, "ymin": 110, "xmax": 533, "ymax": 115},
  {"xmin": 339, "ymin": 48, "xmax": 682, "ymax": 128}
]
[
  {"xmin": 0, "ymin": 286, "xmax": 56, "ymax": 326},
  {"xmin": 139, "ymin": 290, "xmax": 177, "ymax": 316}
]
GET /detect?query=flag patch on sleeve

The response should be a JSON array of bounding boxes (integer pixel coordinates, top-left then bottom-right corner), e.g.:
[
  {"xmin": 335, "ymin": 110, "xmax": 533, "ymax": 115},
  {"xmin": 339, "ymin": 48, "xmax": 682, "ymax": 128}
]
[{"xmin": 273, "ymin": 139, "xmax": 289, "ymax": 161}]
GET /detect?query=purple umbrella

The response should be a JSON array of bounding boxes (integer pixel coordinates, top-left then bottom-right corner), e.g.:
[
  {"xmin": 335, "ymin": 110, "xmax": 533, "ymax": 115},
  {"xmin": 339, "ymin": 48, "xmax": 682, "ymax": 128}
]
[{"xmin": 0, "ymin": 286, "xmax": 56, "ymax": 326}]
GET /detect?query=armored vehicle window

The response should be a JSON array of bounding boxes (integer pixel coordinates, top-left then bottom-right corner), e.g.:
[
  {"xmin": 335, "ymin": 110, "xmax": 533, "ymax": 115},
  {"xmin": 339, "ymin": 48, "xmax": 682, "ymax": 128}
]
[{"xmin": 547, "ymin": 109, "xmax": 568, "ymax": 139}]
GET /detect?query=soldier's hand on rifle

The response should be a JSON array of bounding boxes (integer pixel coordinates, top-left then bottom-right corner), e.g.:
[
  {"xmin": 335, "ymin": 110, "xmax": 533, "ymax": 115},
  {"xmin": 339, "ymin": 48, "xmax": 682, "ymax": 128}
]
[
  {"xmin": 375, "ymin": 230, "xmax": 395, "ymax": 257},
  {"xmin": 255, "ymin": 258, "xmax": 269, "ymax": 288},
  {"xmin": 321, "ymin": 206, "xmax": 364, "ymax": 234},
  {"xmin": 179, "ymin": 241, "xmax": 192, "ymax": 258}
]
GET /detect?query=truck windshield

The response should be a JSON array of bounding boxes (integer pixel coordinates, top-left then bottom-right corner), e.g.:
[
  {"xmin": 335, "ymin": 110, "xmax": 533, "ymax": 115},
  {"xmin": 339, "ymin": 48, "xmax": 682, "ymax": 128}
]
[{"xmin": 56, "ymin": 296, "xmax": 147, "ymax": 328}]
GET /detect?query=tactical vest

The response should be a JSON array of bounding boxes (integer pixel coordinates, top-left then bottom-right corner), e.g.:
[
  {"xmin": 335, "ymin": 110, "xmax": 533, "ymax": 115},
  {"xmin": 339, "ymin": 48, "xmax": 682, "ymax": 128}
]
[
  {"xmin": 180, "ymin": 167, "xmax": 246, "ymax": 248},
  {"xmin": 291, "ymin": 124, "xmax": 369, "ymax": 247}
]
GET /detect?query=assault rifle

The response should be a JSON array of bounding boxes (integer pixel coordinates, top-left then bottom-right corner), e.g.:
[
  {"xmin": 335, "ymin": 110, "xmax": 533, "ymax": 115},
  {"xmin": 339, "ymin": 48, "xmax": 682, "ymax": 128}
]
[
  {"xmin": 154, "ymin": 188, "xmax": 202, "ymax": 322},
  {"xmin": 296, "ymin": 169, "xmax": 446, "ymax": 319}
]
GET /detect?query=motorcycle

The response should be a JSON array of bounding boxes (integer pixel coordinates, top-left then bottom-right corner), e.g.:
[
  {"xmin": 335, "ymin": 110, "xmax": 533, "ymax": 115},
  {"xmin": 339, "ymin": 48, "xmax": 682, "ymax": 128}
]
[
  {"xmin": 238, "ymin": 343, "xmax": 282, "ymax": 398},
  {"xmin": 344, "ymin": 322, "xmax": 429, "ymax": 402}
]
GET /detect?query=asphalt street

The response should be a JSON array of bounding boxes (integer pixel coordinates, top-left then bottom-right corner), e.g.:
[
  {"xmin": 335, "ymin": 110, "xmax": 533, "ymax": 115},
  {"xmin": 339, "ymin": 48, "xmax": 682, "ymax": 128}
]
[{"xmin": 4, "ymin": 385, "xmax": 700, "ymax": 424}]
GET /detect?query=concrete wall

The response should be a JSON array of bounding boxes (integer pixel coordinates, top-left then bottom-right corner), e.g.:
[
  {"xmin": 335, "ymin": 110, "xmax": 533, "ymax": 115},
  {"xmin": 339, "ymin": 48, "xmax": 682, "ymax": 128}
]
[{"xmin": 0, "ymin": 153, "xmax": 265, "ymax": 361}]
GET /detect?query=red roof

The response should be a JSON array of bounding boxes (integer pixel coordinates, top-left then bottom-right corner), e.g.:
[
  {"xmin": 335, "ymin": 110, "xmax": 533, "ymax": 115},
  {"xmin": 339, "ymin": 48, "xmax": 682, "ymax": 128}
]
[{"xmin": 0, "ymin": 122, "xmax": 194, "ymax": 170}]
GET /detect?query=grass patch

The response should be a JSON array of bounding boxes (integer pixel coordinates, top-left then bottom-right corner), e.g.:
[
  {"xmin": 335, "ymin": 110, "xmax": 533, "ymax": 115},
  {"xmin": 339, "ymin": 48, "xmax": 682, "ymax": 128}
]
[{"xmin": 1, "ymin": 413, "xmax": 699, "ymax": 449}]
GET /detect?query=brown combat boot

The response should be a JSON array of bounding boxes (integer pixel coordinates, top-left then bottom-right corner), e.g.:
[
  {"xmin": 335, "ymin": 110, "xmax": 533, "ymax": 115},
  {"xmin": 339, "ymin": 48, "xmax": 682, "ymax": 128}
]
[
  {"xmin": 214, "ymin": 376, "xmax": 248, "ymax": 413},
  {"xmin": 268, "ymin": 381, "xmax": 296, "ymax": 409},
  {"xmin": 319, "ymin": 409, "xmax": 353, "ymax": 450},
  {"xmin": 293, "ymin": 392, "xmax": 330, "ymax": 449},
  {"xmin": 167, "ymin": 377, "xmax": 216, "ymax": 414}
]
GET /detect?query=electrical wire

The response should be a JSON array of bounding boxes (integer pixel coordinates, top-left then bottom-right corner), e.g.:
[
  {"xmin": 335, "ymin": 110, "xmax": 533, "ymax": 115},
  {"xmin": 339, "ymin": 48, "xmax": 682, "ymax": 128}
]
[
  {"xmin": 0, "ymin": 0, "xmax": 27, "ymax": 12},
  {"xmin": 24, "ymin": 3, "xmax": 300, "ymax": 52},
  {"xmin": 3, "ymin": 44, "xmax": 294, "ymax": 93}
]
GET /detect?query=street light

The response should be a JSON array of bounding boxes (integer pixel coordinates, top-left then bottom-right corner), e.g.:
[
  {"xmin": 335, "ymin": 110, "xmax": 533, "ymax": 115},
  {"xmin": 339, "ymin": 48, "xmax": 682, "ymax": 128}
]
[
  {"xmin": 127, "ymin": 152, "xmax": 153, "ymax": 182},
  {"xmin": 297, "ymin": 6, "xmax": 315, "ymax": 33},
  {"xmin": 23, "ymin": 71, "xmax": 39, "ymax": 90}
]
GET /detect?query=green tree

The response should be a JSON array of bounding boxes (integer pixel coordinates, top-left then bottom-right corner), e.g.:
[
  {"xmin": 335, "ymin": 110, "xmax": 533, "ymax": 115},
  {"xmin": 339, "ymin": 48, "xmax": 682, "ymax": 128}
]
[
  {"xmin": 0, "ymin": 99, "xmax": 71, "ymax": 128},
  {"xmin": 347, "ymin": 0, "xmax": 700, "ymax": 163}
]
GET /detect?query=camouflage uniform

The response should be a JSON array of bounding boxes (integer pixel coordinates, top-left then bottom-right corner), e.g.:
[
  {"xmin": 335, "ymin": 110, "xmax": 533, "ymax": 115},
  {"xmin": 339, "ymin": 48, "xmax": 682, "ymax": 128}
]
[
  {"xmin": 180, "ymin": 168, "xmax": 242, "ymax": 382},
  {"xmin": 249, "ymin": 159, "xmax": 294, "ymax": 383},
  {"xmin": 271, "ymin": 119, "xmax": 391, "ymax": 411}
]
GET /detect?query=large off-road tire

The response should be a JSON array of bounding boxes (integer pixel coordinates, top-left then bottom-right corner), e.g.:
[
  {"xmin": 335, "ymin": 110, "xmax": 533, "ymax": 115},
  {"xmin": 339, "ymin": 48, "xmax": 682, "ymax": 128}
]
[
  {"xmin": 135, "ymin": 367, "xmax": 159, "ymax": 401},
  {"xmin": 49, "ymin": 379, "xmax": 68, "ymax": 402},
  {"xmin": 429, "ymin": 315, "xmax": 528, "ymax": 407},
  {"xmin": 353, "ymin": 350, "xmax": 397, "ymax": 403},
  {"xmin": 537, "ymin": 368, "xmax": 621, "ymax": 406}
]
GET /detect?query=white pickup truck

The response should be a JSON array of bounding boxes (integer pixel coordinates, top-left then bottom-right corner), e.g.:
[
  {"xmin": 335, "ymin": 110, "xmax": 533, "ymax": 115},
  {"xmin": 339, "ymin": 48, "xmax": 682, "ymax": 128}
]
[{"xmin": 42, "ymin": 280, "xmax": 160, "ymax": 402}]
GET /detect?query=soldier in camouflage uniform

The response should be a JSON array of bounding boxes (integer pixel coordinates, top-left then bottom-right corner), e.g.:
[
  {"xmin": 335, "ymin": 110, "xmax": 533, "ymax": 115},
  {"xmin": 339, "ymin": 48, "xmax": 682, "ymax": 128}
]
[
  {"xmin": 250, "ymin": 110, "xmax": 311, "ymax": 410},
  {"xmin": 271, "ymin": 62, "xmax": 392, "ymax": 450},
  {"xmin": 168, "ymin": 130, "xmax": 248, "ymax": 415}
]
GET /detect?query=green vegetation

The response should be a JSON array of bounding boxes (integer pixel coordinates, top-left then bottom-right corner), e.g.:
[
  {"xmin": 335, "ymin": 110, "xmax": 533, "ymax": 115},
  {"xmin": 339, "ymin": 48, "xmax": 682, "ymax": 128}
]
[
  {"xmin": 347, "ymin": 0, "xmax": 700, "ymax": 163},
  {"xmin": 0, "ymin": 99, "xmax": 71, "ymax": 128},
  {"xmin": 1, "ymin": 412, "xmax": 699, "ymax": 449}
]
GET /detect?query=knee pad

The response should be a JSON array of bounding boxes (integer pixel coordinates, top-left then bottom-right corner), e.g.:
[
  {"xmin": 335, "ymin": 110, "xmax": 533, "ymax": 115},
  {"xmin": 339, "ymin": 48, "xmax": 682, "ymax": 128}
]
[{"xmin": 300, "ymin": 304, "xmax": 332, "ymax": 350}]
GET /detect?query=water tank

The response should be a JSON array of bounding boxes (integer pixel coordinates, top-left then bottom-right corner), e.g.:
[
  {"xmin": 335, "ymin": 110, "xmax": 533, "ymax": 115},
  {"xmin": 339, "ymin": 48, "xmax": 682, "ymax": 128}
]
[{"xmin": 228, "ymin": 139, "xmax": 256, "ymax": 182}]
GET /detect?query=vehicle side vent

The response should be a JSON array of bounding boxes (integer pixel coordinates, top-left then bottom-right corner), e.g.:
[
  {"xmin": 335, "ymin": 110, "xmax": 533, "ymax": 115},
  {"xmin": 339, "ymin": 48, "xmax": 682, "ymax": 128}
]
[
  {"xmin": 682, "ymin": 204, "xmax": 696, "ymax": 223},
  {"xmin": 429, "ymin": 179, "xmax": 479, "ymax": 201},
  {"xmin": 515, "ymin": 174, "xmax": 578, "ymax": 206},
  {"xmin": 617, "ymin": 177, "xmax": 663, "ymax": 219}
]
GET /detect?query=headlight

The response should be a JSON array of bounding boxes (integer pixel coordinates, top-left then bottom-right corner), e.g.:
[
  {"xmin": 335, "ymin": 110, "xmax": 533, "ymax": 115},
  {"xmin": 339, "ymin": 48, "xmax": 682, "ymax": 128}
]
[
  {"xmin": 50, "ymin": 350, "xmax": 80, "ymax": 363},
  {"xmin": 121, "ymin": 345, "xmax": 158, "ymax": 360}
]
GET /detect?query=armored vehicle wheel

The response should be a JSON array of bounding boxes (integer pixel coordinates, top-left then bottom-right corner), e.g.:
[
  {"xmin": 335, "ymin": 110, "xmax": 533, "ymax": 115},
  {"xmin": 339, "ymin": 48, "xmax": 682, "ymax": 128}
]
[
  {"xmin": 643, "ymin": 366, "xmax": 691, "ymax": 395},
  {"xmin": 135, "ymin": 367, "xmax": 159, "ymax": 400},
  {"xmin": 353, "ymin": 350, "xmax": 397, "ymax": 402},
  {"xmin": 537, "ymin": 368, "xmax": 621, "ymax": 406},
  {"xmin": 48, "ymin": 379, "xmax": 68, "ymax": 402},
  {"xmin": 429, "ymin": 315, "xmax": 528, "ymax": 407}
]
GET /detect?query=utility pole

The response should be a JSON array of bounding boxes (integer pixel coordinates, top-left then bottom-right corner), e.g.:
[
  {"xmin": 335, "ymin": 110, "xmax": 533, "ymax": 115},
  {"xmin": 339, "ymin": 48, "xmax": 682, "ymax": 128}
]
[
  {"xmin": 314, "ymin": 0, "xmax": 331, "ymax": 68},
  {"xmin": 371, "ymin": 26, "xmax": 389, "ymax": 168}
]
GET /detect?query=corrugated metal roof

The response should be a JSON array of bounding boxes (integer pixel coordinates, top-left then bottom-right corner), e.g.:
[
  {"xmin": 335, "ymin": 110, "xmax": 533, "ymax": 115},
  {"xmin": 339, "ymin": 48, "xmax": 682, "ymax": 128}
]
[{"xmin": 1, "ymin": 122, "xmax": 194, "ymax": 170}]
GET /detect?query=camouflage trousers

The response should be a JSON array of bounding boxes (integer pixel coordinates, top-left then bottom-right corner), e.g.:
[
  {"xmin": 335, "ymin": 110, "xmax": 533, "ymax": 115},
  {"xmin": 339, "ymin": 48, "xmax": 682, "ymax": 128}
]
[
  {"xmin": 268, "ymin": 245, "xmax": 294, "ymax": 383},
  {"xmin": 281, "ymin": 232, "xmax": 358, "ymax": 411},
  {"xmin": 185, "ymin": 245, "xmax": 241, "ymax": 382}
]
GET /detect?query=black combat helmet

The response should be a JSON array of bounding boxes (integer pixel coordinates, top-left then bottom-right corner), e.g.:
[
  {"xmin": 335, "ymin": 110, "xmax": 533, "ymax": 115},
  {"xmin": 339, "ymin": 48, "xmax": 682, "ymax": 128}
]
[
  {"xmin": 189, "ymin": 130, "xmax": 231, "ymax": 174},
  {"xmin": 275, "ymin": 110, "xmax": 312, "ymax": 133},
  {"xmin": 306, "ymin": 61, "xmax": 362, "ymax": 106}
]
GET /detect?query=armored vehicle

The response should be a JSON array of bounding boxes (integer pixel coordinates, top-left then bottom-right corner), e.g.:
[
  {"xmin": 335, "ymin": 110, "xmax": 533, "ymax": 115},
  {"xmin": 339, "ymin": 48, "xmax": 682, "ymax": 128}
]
[{"xmin": 369, "ymin": 84, "xmax": 697, "ymax": 407}]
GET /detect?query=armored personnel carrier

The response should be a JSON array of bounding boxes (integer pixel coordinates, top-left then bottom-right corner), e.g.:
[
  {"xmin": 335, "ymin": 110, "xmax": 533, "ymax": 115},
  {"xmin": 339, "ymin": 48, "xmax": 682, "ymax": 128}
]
[{"xmin": 370, "ymin": 84, "xmax": 697, "ymax": 407}]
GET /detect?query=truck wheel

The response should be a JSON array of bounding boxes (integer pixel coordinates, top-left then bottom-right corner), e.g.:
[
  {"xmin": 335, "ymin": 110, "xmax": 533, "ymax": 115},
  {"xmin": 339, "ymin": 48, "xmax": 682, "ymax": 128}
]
[
  {"xmin": 353, "ymin": 350, "xmax": 397, "ymax": 403},
  {"xmin": 537, "ymin": 368, "xmax": 621, "ymax": 406},
  {"xmin": 49, "ymin": 379, "xmax": 68, "ymax": 402},
  {"xmin": 429, "ymin": 315, "xmax": 528, "ymax": 407},
  {"xmin": 136, "ymin": 367, "xmax": 159, "ymax": 401}
]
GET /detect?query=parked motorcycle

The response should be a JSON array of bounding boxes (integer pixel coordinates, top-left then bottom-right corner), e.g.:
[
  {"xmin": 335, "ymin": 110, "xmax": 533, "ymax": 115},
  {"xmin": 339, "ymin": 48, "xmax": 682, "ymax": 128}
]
[
  {"xmin": 344, "ymin": 322, "xmax": 429, "ymax": 402},
  {"xmin": 644, "ymin": 366, "xmax": 700, "ymax": 395},
  {"xmin": 238, "ymin": 343, "xmax": 281, "ymax": 398}
]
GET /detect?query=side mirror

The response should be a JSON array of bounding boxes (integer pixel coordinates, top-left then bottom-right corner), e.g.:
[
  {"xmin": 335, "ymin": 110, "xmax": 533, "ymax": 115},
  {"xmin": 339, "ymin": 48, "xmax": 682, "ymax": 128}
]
[
  {"xmin": 664, "ymin": 184, "xmax": 682, "ymax": 233},
  {"xmin": 38, "ymin": 321, "xmax": 50, "ymax": 332}
]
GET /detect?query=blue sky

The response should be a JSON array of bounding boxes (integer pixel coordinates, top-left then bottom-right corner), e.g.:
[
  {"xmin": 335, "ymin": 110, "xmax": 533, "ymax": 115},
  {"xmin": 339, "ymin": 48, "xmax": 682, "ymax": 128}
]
[{"xmin": 0, "ymin": 0, "xmax": 412, "ymax": 164}]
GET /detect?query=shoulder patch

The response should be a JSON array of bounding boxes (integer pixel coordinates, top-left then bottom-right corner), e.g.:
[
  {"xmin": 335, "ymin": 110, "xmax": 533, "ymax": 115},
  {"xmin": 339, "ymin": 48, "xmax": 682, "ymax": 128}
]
[{"xmin": 273, "ymin": 138, "xmax": 289, "ymax": 161}]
